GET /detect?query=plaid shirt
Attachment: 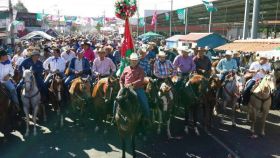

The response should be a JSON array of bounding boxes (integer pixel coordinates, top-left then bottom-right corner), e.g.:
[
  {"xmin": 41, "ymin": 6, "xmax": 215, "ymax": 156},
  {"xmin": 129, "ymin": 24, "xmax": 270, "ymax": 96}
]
[
  {"xmin": 139, "ymin": 57, "xmax": 151, "ymax": 76},
  {"xmin": 153, "ymin": 59, "xmax": 175, "ymax": 78}
]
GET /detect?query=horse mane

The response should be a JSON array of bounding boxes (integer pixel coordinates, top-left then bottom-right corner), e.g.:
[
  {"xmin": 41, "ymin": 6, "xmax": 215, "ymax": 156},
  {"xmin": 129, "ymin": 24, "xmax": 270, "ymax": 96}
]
[
  {"xmin": 189, "ymin": 75, "xmax": 204, "ymax": 84},
  {"xmin": 69, "ymin": 78, "xmax": 82, "ymax": 95},
  {"xmin": 92, "ymin": 78, "xmax": 108, "ymax": 98}
]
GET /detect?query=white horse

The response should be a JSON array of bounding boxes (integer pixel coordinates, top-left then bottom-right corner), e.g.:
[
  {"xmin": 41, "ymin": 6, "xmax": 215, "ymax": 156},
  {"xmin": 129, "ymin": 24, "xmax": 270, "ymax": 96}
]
[
  {"xmin": 248, "ymin": 72, "xmax": 276, "ymax": 138},
  {"xmin": 21, "ymin": 68, "xmax": 41, "ymax": 136},
  {"xmin": 219, "ymin": 73, "xmax": 245, "ymax": 127}
]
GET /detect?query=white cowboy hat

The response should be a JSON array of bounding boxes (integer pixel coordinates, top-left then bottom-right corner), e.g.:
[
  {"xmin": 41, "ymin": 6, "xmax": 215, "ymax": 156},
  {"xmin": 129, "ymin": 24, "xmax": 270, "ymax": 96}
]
[
  {"xmin": 225, "ymin": 50, "xmax": 233, "ymax": 56},
  {"xmin": 259, "ymin": 53, "xmax": 268, "ymax": 59},
  {"xmin": 130, "ymin": 53, "xmax": 139, "ymax": 60},
  {"xmin": 31, "ymin": 50, "xmax": 40, "ymax": 56},
  {"xmin": 158, "ymin": 51, "xmax": 167, "ymax": 57}
]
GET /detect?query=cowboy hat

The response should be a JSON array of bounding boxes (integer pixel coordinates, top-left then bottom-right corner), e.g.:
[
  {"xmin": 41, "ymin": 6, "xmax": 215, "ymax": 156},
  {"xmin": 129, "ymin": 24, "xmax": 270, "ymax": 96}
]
[
  {"xmin": 0, "ymin": 50, "xmax": 8, "ymax": 57},
  {"xmin": 130, "ymin": 53, "xmax": 139, "ymax": 60},
  {"xmin": 177, "ymin": 46, "xmax": 191, "ymax": 53},
  {"xmin": 31, "ymin": 50, "xmax": 40, "ymax": 56},
  {"xmin": 158, "ymin": 51, "xmax": 167, "ymax": 57},
  {"xmin": 225, "ymin": 50, "xmax": 233, "ymax": 56}
]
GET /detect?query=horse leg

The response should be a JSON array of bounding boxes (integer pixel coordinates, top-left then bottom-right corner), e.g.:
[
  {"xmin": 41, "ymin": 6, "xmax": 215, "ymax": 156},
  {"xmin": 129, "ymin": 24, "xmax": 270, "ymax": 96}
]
[
  {"xmin": 184, "ymin": 104, "xmax": 189, "ymax": 134},
  {"xmin": 220, "ymin": 101, "xmax": 226, "ymax": 124},
  {"xmin": 157, "ymin": 108, "xmax": 162, "ymax": 135},
  {"xmin": 122, "ymin": 138, "xmax": 126, "ymax": 158},
  {"xmin": 193, "ymin": 105, "xmax": 200, "ymax": 136},
  {"xmin": 42, "ymin": 104, "xmax": 47, "ymax": 122},
  {"xmin": 166, "ymin": 118, "xmax": 172, "ymax": 139},
  {"xmin": 33, "ymin": 105, "xmax": 39, "ymax": 136},
  {"xmin": 232, "ymin": 101, "xmax": 237, "ymax": 127},
  {"xmin": 132, "ymin": 134, "xmax": 136, "ymax": 158},
  {"xmin": 23, "ymin": 105, "xmax": 29, "ymax": 137},
  {"xmin": 260, "ymin": 111, "xmax": 268, "ymax": 136},
  {"xmin": 250, "ymin": 106, "xmax": 257, "ymax": 138}
]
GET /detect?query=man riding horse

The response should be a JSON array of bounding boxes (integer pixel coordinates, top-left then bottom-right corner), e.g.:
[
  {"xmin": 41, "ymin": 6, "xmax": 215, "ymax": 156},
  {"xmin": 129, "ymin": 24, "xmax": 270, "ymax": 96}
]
[
  {"xmin": 193, "ymin": 47, "xmax": 212, "ymax": 78},
  {"xmin": 0, "ymin": 50, "xmax": 20, "ymax": 110},
  {"xmin": 43, "ymin": 47, "xmax": 66, "ymax": 86},
  {"xmin": 216, "ymin": 50, "xmax": 238, "ymax": 100},
  {"xmin": 64, "ymin": 49, "xmax": 91, "ymax": 87},
  {"xmin": 113, "ymin": 53, "xmax": 150, "ymax": 123},
  {"xmin": 92, "ymin": 48, "xmax": 116, "ymax": 79},
  {"xmin": 242, "ymin": 54, "xmax": 271, "ymax": 106}
]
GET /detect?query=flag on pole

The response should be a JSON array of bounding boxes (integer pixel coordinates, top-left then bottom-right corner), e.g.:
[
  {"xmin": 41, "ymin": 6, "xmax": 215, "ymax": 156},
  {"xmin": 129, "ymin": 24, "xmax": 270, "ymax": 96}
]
[
  {"xmin": 165, "ymin": 12, "xmax": 170, "ymax": 21},
  {"xmin": 139, "ymin": 17, "xmax": 145, "ymax": 27},
  {"xmin": 116, "ymin": 18, "xmax": 134, "ymax": 76},
  {"xmin": 176, "ymin": 9, "xmax": 186, "ymax": 24},
  {"xmin": 202, "ymin": 0, "xmax": 217, "ymax": 12},
  {"xmin": 151, "ymin": 11, "xmax": 157, "ymax": 26}
]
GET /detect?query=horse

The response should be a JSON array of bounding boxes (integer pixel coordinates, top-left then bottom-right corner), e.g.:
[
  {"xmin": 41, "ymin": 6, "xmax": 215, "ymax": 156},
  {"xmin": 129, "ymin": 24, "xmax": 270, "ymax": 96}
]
[
  {"xmin": 0, "ymin": 85, "xmax": 11, "ymax": 135},
  {"xmin": 248, "ymin": 72, "xmax": 276, "ymax": 138},
  {"xmin": 115, "ymin": 87, "xmax": 142, "ymax": 158},
  {"xmin": 92, "ymin": 76, "xmax": 119, "ymax": 133},
  {"xmin": 183, "ymin": 74, "xmax": 208, "ymax": 136},
  {"xmin": 204, "ymin": 74, "xmax": 221, "ymax": 129},
  {"xmin": 69, "ymin": 76, "xmax": 92, "ymax": 115},
  {"xmin": 156, "ymin": 78, "xmax": 174, "ymax": 138},
  {"xmin": 144, "ymin": 77, "xmax": 159, "ymax": 123},
  {"xmin": 218, "ymin": 72, "xmax": 245, "ymax": 127},
  {"xmin": 48, "ymin": 73, "xmax": 65, "ymax": 127},
  {"xmin": 21, "ymin": 68, "xmax": 41, "ymax": 136}
]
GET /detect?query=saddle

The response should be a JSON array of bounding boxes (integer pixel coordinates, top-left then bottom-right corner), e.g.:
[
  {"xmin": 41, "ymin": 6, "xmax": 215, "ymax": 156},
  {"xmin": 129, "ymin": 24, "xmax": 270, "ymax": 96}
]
[{"xmin": 92, "ymin": 78, "xmax": 109, "ymax": 98}]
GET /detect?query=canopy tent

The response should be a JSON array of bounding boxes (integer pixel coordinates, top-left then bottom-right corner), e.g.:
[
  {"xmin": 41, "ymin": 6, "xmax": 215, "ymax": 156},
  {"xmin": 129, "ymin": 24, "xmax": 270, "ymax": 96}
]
[
  {"xmin": 138, "ymin": 32, "xmax": 163, "ymax": 39},
  {"xmin": 215, "ymin": 39, "xmax": 280, "ymax": 52},
  {"xmin": 257, "ymin": 50, "xmax": 280, "ymax": 59},
  {"xmin": 20, "ymin": 31, "xmax": 55, "ymax": 41}
]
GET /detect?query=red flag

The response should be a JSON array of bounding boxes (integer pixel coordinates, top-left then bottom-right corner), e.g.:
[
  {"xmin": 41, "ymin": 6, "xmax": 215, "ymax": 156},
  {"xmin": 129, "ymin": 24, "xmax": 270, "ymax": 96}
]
[
  {"xmin": 151, "ymin": 11, "xmax": 157, "ymax": 27},
  {"xmin": 121, "ymin": 19, "xmax": 134, "ymax": 58}
]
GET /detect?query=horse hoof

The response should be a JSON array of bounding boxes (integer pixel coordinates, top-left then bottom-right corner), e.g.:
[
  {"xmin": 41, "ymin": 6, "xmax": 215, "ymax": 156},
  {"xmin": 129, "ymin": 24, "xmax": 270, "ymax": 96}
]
[
  {"xmin": 24, "ymin": 133, "xmax": 29, "ymax": 137},
  {"xmin": 157, "ymin": 128, "xmax": 161, "ymax": 135},
  {"xmin": 184, "ymin": 126, "xmax": 189, "ymax": 135},
  {"xmin": 251, "ymin": 134, "xmax": 258, "ymax": 139},
  {"xmin": 167, "ymin": 134, "xmax": 173, "ymax": 139},
  {"xmin": 261, "ymin": 132, "xmax": 265, "ymax": 137},
  {"xmin": 194, "ymin": 127, "xmax": 200, "ymax": 136},
  {"xmin": 94, "ymin": 127, "xmax": 99, "ymax": 133},
  {"xmin": 33, "ymin": 132, "xmax": 37, "ymax": 136},
  {"xmin": 232, "ymin": 123, "xmax": 236, "ymax": 128}
]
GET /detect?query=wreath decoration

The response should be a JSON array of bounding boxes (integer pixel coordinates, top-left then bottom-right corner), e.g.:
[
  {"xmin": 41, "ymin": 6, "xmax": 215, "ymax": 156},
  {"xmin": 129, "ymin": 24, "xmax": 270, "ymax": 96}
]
[{"xmin": 115, "ymin": 0, "xmax": 137, "ymax": 20}]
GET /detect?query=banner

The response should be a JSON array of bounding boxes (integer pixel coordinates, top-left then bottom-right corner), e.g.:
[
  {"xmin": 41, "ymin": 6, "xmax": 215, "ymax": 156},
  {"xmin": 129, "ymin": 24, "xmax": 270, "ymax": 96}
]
[
  {"xmin": 165, "ymin": 12, "xmax": 170, "ymax": 21},
  {"xmin": 202, "ymin": 0, "xmax": 217, "ymax": 12},
  {"xmin": 176, "ymin": 8, "xmax": 185, "ymax": 24},
  {"xmin": 139, "ymin": 17, "xmax": 145, "ymax": 27}
]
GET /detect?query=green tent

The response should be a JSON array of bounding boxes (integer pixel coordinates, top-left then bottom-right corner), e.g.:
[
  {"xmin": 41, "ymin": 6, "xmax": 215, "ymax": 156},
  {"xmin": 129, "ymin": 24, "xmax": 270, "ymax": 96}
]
[{"xmin": 138, "ymin": 31, "xmax": 163, "ymax": 39}]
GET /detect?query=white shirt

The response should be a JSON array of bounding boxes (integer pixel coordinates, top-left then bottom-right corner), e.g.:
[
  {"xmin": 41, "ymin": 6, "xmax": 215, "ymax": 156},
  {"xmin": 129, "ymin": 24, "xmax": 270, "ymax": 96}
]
[
  {"xmin": 75, "ymin": 58, "xmax": 83, "ymax": 72},
  {"xmin": 249, "ymin": 61, "xmax": 271, "ymax": 81},
  {"xmin": 0, "ymin": 61, "xmax": 14, "ymax": 82},
  {"xmin": 22, "ymin": 49, "xmax": 29, "ymax": 57},
  {"xmin": 43, "ymin": 56, "xmax": 66, "ymax": 73},
  {"xmin": 92, "ymin": 57, "xmax": 116, "ymax": 76},
  {"xmin": 61, "ymin": 51, "xmax": 76, "ymax": 62},
  {"xmin": 15, "ymin": 56, "xmax": 25, "ymax": 66}
]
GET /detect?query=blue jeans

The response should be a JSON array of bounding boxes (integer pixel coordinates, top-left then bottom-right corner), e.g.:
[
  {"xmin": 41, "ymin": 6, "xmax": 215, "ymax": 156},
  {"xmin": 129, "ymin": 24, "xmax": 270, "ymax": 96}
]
[
  {"xmin": 3, "ymin": 80, "xmax": 19, "ymax": 105},
  {"xmin": 242, "ymin": 80, "xmax": 256, "ymax": 105},
  {"xmin": 64, "ymin": 74, "xmax": 75, "ymax": 87},
  {"xmin": 135, "ymin": 88, "xmax": 150, "ymax": 119}
]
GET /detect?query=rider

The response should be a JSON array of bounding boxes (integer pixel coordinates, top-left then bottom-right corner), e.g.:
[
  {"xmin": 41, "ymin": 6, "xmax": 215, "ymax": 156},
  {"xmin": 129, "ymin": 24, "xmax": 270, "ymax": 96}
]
[
  {"xmin": 0, "ymin": 50, "xmax": 20, "ymax": 109},
  {"xmin": 193, "ymin": 47, "xmax": 211, "ymax": 78},
  {"xmin": 242, "ymin": 54, "xmax": 271, "ymax": 105},
  {"xmin": 154, "ymin": 51, "xmax": 176, "ymax": 83},
  {"xmin": 17, "ymin": 49, "xmax": 47, "ymax": 100},
  {"xmin": 216, "ymin": 50, "xmax": 238, "ymax": 99},
  {"xmin": 61, "ymin": 45, "xmax": 76, "ymax": 64},
  {"xmin": 114, "ymin": 53, "xmax": 150, "ymax": 121},
  {"xmin": 92, "ymin": 48, "xmax": 116, "ymax": 79},
  {"xmin": 82, "ymin": 41, "xmax": 95, "ymax": 63},
  {"xmin": 173, "ymin": 46, "xmax": 196, "ymax": 77},
  {"xmin": 138, "ymin": 48, "xmax": 152, "ymax": 76},
  {"xmin": 43, "ymin": 48, "xmax": 66, "ymax": 86},
  {"xmin": 64, "ymin": 50, "xmax": 91, "ymax": 87}
]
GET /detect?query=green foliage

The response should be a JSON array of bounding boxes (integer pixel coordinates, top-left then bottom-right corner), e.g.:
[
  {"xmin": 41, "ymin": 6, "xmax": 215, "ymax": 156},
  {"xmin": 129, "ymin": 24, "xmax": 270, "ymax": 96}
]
[{"xmin": 13, "ymin": 1, "xmax": 28, "ymax": 13}]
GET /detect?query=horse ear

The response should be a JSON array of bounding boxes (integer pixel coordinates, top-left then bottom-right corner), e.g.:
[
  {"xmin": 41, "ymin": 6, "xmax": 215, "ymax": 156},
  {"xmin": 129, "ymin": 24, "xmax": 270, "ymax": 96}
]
[
  {"xmin": 29, "ymin": 66, "xmax": 33, "ymax": 72},
  {"xmin": 22, "ymin": 67, "xmax": 25, "ymax": 72},
  {"xmin": 271, "ymin": 70, "xmax": 275, "ymax": 76}
]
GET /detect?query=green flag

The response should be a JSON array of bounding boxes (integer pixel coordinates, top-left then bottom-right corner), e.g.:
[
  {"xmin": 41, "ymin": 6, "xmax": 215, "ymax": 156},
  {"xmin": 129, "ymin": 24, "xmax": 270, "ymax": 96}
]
[
  {"xmin": 202, "ymin": 0, "xmax": 217, "ymax": 12},
  {"xmin": 36, "ymin": 13, "xmax": 43, "ymax": 21},
  {"xmin": 176, "ymin": 9, "xmax": 185, "ymax": 24},
  {"xmin": 165, "ymin": 12, "xmax": 170, "ymax": 21}
]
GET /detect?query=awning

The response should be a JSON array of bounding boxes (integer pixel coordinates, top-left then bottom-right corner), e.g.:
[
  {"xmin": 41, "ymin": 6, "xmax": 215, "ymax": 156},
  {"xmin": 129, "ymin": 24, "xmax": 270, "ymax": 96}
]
[{"xmin": 215, "ymin": 39, "xmax": 280, "ymax": 52}]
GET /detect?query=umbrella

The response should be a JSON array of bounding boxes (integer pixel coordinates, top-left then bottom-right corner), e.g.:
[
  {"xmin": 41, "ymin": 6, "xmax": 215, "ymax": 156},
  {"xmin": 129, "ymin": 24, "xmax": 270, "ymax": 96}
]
[{"xmin": 138, "ymin": 31, "xmax": 163, "ymax": 39}]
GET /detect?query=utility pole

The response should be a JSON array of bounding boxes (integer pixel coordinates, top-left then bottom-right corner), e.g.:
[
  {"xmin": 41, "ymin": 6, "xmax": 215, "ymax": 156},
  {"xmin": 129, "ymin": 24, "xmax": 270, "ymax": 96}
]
[
  {"xmin": 136, "ymin": 0, "xmax": 139, "ymax": 37},
  {"xmin": 242, "ymin": 0, "xmax": 250, "ymax": 39},
  {"xmin": 170, "ymin": 0, "xmax": 173, "ymax": 36},
  {"xmin": 8, "ymin": 0, "xmax": 14, "ymax": 50},
  {"xmin": 154, "ymin": 4, "xmax": 157, "ymax": 33},
  {"xmin": 208, "ymin": 11, "xmax": 212, "ymax": 33},
  {"xmin": 251, "ymin": 0, "xmax": 260, "ymax": 39},
  {"xmin": 184, "ymin": 8, "xmax": 188, "ymax": 35}
]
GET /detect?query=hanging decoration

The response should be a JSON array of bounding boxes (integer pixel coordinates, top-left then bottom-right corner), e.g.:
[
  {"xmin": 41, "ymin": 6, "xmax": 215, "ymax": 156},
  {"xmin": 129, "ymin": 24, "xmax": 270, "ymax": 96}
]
[{"xmin": 115, "ymin": 0, "xmax": 137, "ymax": 20}]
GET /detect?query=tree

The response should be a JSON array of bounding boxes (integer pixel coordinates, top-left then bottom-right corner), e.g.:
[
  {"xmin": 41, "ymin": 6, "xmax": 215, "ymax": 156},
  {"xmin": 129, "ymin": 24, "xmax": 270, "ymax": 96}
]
[{"xmin": 13, "ymin": 1, "xmax": 28, "ymax": 13}]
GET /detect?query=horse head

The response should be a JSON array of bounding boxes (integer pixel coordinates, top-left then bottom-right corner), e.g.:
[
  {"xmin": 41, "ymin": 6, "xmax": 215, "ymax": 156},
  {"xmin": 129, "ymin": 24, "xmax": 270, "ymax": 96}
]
[
  {"xmin": 105, "ymin": 76, "xmax": 120, "ymax": 101},
  {"xmin": 209, "ymin": 74, "xmax": 221, "ymax": 91},
  {"xmin": 22, "ymin": 67, "xmax": 35, "ymax": 92},
  {"xmin": 79, "ymin": 76, "xmax": 91, "ymax": 96},
  {"xmin": 116, "ymin": 87, "xmax": 138, "ymax": 110},
  {"xmin": 51, "ymin": 74, "xmax": 64, "ymax": 102},
  {"xmin": 261, "ymin": 72, "xmax": 276, "ymax": 94}
]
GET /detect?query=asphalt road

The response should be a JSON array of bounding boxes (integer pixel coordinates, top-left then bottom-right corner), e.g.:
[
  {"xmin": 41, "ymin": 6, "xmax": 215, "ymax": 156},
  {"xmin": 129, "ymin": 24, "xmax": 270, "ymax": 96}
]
[{"xmin": 0, "ymin": 105, "xmax": 279, "ymax": 158}]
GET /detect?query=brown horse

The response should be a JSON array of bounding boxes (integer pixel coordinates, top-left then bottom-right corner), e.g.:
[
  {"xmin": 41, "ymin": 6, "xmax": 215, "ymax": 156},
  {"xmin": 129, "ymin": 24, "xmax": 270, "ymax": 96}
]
[
  {"xmin": 0, "ymin": 85, "xmax": 11, "ymax": 135},
  {"xmin": 69, "ymin": 77, "xmax": 91, "ymax": 114},
  {"xmin": 48, "ymin": 73, "xmax": 65, "ymax": 127},
  {"xmin": 115, "ymin": 87, "xmax": 142, "ymax": 158},
  {"xmin": 204, "ymin": 75, "xmax": 221, "ymax": 130},
  {"xmin": 92, "ymin": 76, "xmax": 119, "ymax": 133}
]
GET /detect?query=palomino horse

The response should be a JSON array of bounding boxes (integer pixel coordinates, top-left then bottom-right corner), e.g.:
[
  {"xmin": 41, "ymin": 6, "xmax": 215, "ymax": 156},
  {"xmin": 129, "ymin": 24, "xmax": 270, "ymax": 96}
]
[
  {"xmin": 48, "ymin": 73, "xmax": 65, "ymax": 127},
  {"xmin": 156, "ymin": 79, "xmax": 174, "ymax": 138},
  {"xmin": 248, "ymin": 72, "xmax": 276, "ymax": 138},
  {"xmin": 21, "ymin": 68, "xmax": 41, "ymax": 136},
  {"xmin": 183, "ymin": 74, "xmax": 208, "ymax": 136},
  {"xmin": 92, "ymin": 76, "xmax": 119, "ymax": 133},
  {"xmin": 115, "ymin": 87, "xmax": 142, "ymax": 158},
  {"xmin": 219, "ymin": 72, "xmax": 245, "ymax": 127},
  {"xmin": 69, "ymin": 76, "xmax": 91, "ymax": 115},
  {"xmin": 204, "ymin": 74, "xmax": 221, "ymax": 129}
]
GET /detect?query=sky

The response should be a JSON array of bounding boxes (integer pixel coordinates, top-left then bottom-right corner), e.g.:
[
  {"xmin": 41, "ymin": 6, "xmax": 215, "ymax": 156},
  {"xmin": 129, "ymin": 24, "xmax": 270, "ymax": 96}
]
[{"xmin": 0, "ymin": 0, "xmax": 211, "ymax": 17}]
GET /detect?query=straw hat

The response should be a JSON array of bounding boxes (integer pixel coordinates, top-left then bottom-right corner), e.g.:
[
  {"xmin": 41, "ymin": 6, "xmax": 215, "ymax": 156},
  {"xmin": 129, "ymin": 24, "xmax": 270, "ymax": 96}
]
[
  {"xmin": 130, "ymin": 53, "xmax": 139, "ymax": 60},
  {"xmin": 225, "ymin": 50, "xmax": 233, "ymax": 56},
  {"xmin": 158, "ymin": 51, "xmax": 167, "ymax": 57}
]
